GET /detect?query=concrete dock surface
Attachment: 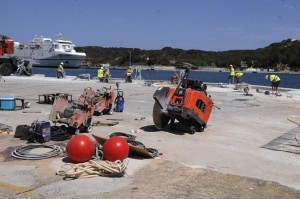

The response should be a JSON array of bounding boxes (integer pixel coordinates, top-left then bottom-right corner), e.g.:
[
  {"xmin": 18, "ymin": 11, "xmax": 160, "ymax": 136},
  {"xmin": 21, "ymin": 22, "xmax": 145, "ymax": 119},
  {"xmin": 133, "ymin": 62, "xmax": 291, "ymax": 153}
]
[{"xmin": 0, "ymin": 76, "xmax": 300, "ymax": 198}]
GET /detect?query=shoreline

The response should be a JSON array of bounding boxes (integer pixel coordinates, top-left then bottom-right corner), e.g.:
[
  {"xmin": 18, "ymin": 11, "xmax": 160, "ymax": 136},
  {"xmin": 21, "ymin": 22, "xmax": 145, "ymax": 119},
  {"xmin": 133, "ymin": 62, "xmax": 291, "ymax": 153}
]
[
  {"xmin": 5, "ymin": 74, "xmax": 300, "ymax": 91},
  {"xmin": 77, "ymin": 65, "xmax": 300, "ymax": 74}
]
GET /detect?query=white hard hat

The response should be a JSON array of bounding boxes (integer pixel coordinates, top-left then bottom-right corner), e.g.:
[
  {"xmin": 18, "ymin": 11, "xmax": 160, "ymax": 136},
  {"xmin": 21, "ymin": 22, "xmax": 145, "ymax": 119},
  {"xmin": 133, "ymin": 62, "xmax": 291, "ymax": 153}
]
[
  {"xmin": 230, "ymin": 64, "xmax": 233, "ymax": 67},
  {"xmin": 265, "ymin": 75, "xmax": 269, "ymax": 79},
  {"xmin": 60, "ymin": 62, "xmax": 64, "ymax": 65}
]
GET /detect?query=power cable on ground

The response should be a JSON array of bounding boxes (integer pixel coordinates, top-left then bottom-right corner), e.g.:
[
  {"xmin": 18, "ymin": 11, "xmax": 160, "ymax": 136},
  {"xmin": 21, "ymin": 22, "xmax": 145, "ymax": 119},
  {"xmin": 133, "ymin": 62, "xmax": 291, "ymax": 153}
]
[{"xmin": 11, "ymin": 144, "xmax": 64, "ymax": 160}]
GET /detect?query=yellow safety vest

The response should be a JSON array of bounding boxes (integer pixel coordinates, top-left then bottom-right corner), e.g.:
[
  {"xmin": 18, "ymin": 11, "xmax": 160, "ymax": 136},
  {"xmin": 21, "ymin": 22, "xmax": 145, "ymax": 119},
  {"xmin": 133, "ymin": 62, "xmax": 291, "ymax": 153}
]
[
  {"xmin": 98, "ymin": 69, "xmax": 104, "ymax": 78},
  {"xmin": 230, "ymin": 67, "xmax": 235, "ymax": 76},
  {"xmin": 236, "ymin": 72, "xmax": 243, "ymax": 77},
  {"xmin": 270, "ymin": 75, "xmax": 280, "ymax": 82},
  {"xmin": 57, "ymin": 65, "xmax": 63, "ymax": 73}
]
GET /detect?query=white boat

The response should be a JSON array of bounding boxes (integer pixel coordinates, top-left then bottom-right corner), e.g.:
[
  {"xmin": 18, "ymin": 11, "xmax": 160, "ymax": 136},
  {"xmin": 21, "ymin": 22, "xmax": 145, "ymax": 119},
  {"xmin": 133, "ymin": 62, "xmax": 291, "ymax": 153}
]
[{"xmin": 14, "ymin": 33, "xmax": 86, "ymax": 68}]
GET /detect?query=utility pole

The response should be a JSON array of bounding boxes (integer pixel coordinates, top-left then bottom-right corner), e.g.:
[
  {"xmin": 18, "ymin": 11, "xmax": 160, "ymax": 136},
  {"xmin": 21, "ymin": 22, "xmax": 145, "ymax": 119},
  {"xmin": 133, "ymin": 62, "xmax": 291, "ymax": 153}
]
[{"xmin": 129, "ymin": 51, "xmax": 131, "ymax": 67}]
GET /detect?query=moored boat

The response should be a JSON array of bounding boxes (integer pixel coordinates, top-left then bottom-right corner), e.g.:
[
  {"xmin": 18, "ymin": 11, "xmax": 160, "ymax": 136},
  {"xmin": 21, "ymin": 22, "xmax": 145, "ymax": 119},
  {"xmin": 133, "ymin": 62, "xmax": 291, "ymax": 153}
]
[{"xmin": 14, "ymin": 33, "xmax": 86, "ymax": 68}]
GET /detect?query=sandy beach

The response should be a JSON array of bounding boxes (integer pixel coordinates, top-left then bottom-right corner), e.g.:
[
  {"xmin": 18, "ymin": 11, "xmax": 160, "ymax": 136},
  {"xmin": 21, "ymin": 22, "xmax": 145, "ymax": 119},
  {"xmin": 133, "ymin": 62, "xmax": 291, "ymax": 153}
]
[{"xmin": 0, "ymin": 75, "xmax": 300, "ymax": 199}]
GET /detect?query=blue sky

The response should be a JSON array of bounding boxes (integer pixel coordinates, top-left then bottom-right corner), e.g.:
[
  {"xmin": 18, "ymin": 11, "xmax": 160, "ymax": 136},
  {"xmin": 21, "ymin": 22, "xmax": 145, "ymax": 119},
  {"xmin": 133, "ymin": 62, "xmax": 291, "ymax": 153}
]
[{"xmin": 2, "ymin": 0, "xmax": 300, "ymax": 51}]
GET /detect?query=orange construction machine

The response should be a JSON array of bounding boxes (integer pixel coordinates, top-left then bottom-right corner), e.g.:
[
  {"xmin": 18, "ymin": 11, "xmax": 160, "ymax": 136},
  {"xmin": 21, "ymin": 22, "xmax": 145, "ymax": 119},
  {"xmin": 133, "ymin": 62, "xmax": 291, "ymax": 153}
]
[
  {"xmin": 0, "ymin": 34, "xmax": 32, "ymax": 76},
  {"xmin": 153, "ymin": 68, "xmax": 214, "ymax": 134},
  {"xmin": 49, "ymin": 84, "xmax": 119, "ymax": 133}
]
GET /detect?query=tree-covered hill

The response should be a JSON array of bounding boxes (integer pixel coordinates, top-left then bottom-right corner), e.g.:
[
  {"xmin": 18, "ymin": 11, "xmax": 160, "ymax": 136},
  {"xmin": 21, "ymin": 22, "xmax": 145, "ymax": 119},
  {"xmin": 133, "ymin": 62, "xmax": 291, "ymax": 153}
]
[{"xmin": 75, "ymin": 38, "xmax": 300, "ymax": 71}]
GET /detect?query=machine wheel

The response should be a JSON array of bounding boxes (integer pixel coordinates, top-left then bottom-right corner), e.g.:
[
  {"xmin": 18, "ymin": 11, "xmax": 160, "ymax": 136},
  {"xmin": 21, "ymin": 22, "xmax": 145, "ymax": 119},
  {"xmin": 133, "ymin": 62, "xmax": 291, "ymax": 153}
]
[
  {"xmin": 153, "ymin": 101, "xmax": 170, "ymax": 129},
  {"xmin": 74, "ymin": 128, "xmax": 80, "ymax": 134},
  {"xmin": 86, "ymin": 125, "xmax": 93, "ymax": 133},
  {"xmin": 23, "ymin": 67, "xmax": 32, "ymax": 76},
  {"xmin": 170, "ymin": 119, "xmax": 176, "ymax": 130},
  {"xmin": 107, "ymin": 108, "xmax": 114, "ymax": 115},
  {"xmin": 199, "ymin": 125, "xmax": 204, "ymax": 132},
  {"xmin": 94, "ymin": 111, "xmax": 103, "ymax": 116},
  {"xmin": 0, "ymin": 62, "xmax": 13, "ymax": 76},
  {"xmin": 189, "ymin": 126, "xmax": 197, "ymax": 134},
  {"xmin": 243, "ymin": 87, "xmax": 249, "ymax": 93}
]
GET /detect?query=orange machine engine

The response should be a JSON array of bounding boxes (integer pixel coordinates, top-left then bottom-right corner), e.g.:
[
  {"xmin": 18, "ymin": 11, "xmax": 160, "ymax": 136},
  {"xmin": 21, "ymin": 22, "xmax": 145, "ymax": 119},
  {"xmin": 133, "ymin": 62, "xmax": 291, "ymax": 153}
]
[
  {"xmin": 167, "ymin": 87, "xmax": 213, "ymax": 125},
  {"xmin": 153, "ymin": 68, "xmax": 214, "ymax": 134}
]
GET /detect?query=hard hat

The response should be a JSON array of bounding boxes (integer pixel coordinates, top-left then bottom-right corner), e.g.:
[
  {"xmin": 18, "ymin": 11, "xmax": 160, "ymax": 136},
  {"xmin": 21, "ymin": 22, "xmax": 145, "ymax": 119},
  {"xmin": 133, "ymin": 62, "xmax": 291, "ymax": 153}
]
[
  {"xmin": 265, "ymin": 75, "xmax": 269, "ymax": 79},
  {"xmin": 230, "ymin": 64, "xmax": 233, "ymax": 67},
  {"xmin": 60, "ymin": 62, "xmax": 64, "ymax": 65}
]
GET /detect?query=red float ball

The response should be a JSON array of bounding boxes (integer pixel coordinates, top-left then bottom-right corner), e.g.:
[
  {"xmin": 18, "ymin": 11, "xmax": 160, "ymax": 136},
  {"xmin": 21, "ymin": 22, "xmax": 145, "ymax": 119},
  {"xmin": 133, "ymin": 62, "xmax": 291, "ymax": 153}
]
[
  {"xmin": 66, "ymin": 135, "xmax": 95, "ymax": 163},
  {"xmin": 102, "ymin": 137, "xmax": 129, "ymax": 161}
]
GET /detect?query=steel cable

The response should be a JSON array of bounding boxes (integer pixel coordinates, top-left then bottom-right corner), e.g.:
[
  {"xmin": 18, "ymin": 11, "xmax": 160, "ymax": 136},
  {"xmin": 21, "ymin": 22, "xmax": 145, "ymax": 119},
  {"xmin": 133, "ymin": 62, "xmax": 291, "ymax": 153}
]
[{"xmin": 11, "ymin": 144, "xmax": 64, "ymax": 160}]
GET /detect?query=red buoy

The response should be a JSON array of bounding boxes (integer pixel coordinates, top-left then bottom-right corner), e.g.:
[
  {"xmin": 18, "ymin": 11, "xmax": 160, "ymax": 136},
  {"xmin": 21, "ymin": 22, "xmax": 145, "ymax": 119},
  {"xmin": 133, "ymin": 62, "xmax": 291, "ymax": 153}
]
[
  {"xmin": 66, "ymin": 135, "xmax": 95, "ymax": 163},
  {"xmin": 102, "ymin": 137, "xmax": 129, "ymax": 161}
]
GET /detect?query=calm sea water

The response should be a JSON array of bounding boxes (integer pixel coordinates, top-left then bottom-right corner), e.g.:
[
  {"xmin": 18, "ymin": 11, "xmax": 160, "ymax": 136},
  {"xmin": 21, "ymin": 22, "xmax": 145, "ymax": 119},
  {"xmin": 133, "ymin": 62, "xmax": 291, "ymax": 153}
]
[{"xmin": 32, "ymin": 68, "xmax": 300, "ymax": 89}]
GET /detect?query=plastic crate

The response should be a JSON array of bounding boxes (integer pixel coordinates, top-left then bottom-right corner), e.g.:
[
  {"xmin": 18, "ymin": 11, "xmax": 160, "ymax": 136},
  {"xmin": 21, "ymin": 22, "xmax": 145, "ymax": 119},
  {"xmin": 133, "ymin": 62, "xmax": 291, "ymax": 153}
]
[{"xmin": 0, "ymin": 96, "xmax": 15, "ymax": 110}]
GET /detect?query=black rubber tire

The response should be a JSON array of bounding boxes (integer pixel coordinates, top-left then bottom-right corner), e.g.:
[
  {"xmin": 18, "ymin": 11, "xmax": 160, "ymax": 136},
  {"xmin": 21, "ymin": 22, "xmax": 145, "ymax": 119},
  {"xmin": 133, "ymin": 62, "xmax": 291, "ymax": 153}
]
[
  {"xmin": 108, "ymin": 108, "xmax": 113, "ymax": 115},
  {"xmin": 153, "ymin": 101, "xmax": 170, "ymax": 129},
  {"xmin": 170, "ymin": 119, "xmax": 176, "ymax": 130},
  {"xmin": 199, "ymin": 125, "xmax": 204, "ymax": 132},
  {"xmin": 189, "ymin": 126, "xmax": 197, "ymax": 134},
  {"xmin": 23, "ymin": 67, "xmax": 32, "ymax": 76},
  {"xmin": 0, "ymin": 62, "xmax": 13, "ymax": 76},
  {"xmin": 244, "ymin": 87, "xmax": 249, "ymax": 93},
  {"xmin": 86, "ymin": 125, "xmax": 93, "ymax": 133}
]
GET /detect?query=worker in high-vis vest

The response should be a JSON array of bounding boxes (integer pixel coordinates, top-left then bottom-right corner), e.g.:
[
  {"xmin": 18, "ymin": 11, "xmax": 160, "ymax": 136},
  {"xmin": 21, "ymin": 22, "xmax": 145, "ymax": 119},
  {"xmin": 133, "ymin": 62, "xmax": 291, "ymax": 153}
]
[
  {"xmin": 266, "ymin": 74, "xmax": 280, "ymax": 92},
  {"xmin": 235, "ymin": 72, "xmax": 243, "ymax": 84},
  {"xmin": 57, "ymin": 62, "xmax": 65, "ymax": 78},
  {"xmin": 97, "ymin": 67, "xmax": 104, "ymax": 82},
  {"xmin": 228, "ymin": 64, "xmax": 235, "ymax": 84},
  {"xmin": 125, "ymin": 66, "xmax": 133, "ymax": 83}
]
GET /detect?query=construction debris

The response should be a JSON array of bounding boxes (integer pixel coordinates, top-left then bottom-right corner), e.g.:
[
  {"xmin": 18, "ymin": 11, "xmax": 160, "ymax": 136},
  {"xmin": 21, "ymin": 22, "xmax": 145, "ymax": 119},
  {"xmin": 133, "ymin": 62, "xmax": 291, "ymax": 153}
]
[{"xmin": 0, "ymin": 123, "xmax": 13, "ymax": 133}]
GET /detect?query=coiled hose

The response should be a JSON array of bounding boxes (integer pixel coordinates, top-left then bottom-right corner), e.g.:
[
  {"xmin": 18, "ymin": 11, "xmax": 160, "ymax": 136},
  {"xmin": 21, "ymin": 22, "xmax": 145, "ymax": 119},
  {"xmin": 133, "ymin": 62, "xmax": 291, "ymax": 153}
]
[
  {"xmin": 108, "ymin": 132, "xmax": 160, "ymax": 158},
  {"xmin": 11, "ymin": 144, "xmax": 64, "ymax": 160},
  {"xmin": 109, "ymin": 132, "xmax": 136, "ymax": 141}
]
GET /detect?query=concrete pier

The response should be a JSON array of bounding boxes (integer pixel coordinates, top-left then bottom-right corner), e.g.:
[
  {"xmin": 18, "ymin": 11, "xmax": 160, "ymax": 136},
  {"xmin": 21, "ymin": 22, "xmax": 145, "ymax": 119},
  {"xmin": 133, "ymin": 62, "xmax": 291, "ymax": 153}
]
[{"xmin": 0, "ymin": 76, "xmax": 300, "ymax": 198}]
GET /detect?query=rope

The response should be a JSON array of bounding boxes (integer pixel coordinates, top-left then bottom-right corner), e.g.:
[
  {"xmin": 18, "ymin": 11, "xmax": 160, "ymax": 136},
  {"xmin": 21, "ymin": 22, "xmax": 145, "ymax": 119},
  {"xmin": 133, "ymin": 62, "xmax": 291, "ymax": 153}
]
[
  {"xmin": 11, "ymin": 144, "xmax": 64, "ymax": 160},
  {"xmin": 56, "ymin": 159, "xmax": 126, "ymax": 179}
]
